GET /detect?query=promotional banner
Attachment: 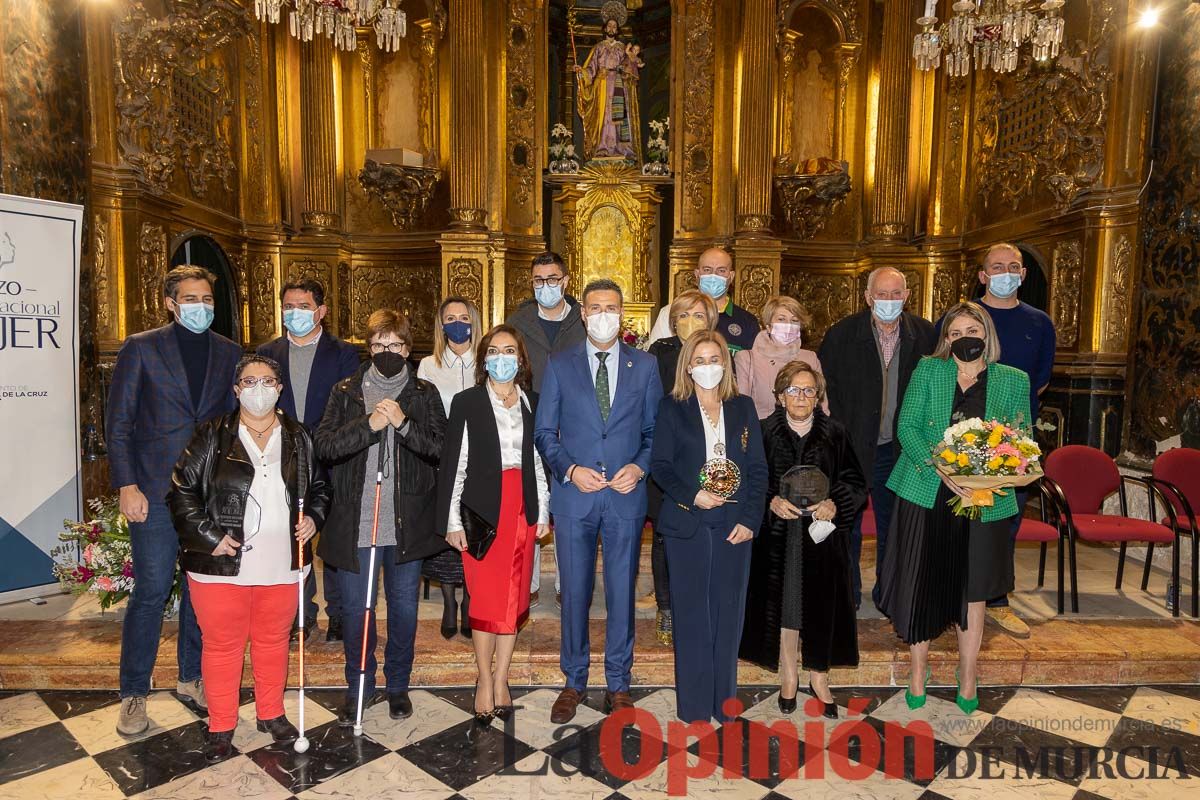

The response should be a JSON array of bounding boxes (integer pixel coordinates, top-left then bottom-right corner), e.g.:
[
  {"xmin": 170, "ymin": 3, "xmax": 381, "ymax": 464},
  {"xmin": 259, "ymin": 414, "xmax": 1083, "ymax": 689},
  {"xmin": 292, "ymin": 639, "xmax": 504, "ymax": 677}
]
[{"xmin": 0, "ymin": 193, "xmax": 83, "ymax": 599}]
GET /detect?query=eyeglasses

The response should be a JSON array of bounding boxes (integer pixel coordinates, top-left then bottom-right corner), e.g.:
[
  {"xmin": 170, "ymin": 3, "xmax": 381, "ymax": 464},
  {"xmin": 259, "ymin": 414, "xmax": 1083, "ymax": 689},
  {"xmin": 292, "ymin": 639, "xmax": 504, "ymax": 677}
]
[
  {"xmin": 783, "ymin": 386, "xmax": 819, "ymax": 399},
  {"xmin": 238, "ymin": 376, "xmax": 280, "ymax": 388},
  {"xmin": 369, "ymin": 342, "xmax": 408, "ymax": 354},
  {"xmin": 532, "ymin": 276, "xmax": 564, "ymax": 288}
]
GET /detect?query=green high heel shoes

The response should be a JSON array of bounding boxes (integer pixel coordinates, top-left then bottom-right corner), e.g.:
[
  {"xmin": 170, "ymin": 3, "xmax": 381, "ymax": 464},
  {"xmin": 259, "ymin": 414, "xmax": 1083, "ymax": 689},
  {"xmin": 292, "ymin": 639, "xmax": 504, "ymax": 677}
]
[
  {"xmin": 904, "ymin": 666, "xmax": 933, "ymax": 710},
  {"xmin": 955, "ymin": 669, "xmax": 979, "ymax": 715}
]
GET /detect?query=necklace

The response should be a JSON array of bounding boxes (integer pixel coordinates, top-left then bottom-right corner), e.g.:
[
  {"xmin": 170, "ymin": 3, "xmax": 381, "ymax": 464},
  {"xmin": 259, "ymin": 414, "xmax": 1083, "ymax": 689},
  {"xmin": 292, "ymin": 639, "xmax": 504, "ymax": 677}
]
[
  {"xmin": 957, "ymin": 366, "xmax": 982, "ymax": 385},
  {"xmin": 700, "ymin": 401, "xmax": 726, "ymax": 457},
  {"xmin": 491, "ymin": 381, "xmax": 517, "ymax": 406},
  {"xmin": 241, "ymin": 415, "xmax": 276, "ymax": 439}
]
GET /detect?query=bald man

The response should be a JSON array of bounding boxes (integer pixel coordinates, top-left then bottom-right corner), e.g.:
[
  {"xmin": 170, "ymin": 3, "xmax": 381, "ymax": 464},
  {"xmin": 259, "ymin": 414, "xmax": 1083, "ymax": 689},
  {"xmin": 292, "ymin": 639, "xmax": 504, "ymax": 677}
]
[
  {"xmin": 819, "ymin": 267, "xmax": 937, "ymax": 609},
  {"xmin": 647, "ymin": 248, "xmax": 760, "ymax": 352}
]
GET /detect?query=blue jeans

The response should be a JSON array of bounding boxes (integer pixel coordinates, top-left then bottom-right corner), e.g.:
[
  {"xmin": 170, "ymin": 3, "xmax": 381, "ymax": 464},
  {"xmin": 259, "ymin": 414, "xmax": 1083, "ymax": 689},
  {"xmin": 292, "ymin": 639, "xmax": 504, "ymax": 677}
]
[
  {"xmin": 848, "ymin": 441, "xmax": 897, "ymax": 609},
  {"xmin": 120, "ymin": 503, "xmax": 202, "ymax": 697},
  {"xmin": 333, "ymin": 547, "xmax": 421, "ymax": 702},
  {"xmin": 295, "ymin": 558, "xmax": 341, "ymax": 628},
  {"xmin": 988, "ymin": 489, "xmax": 1030, "ymax": 609}
]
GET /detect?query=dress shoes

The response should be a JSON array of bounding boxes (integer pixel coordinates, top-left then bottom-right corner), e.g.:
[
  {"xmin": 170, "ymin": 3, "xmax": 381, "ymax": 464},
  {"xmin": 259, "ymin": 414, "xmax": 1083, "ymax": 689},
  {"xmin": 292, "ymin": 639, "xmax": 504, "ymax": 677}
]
[
  {"xmin": 604, "ymin": 690, "xmax": 635, "ymax": 714},
  {"xmin": 204, "ymin": 730, "xmax": 235, "ymax": 764},
  {"xmin": 256, "ymin": 714, "xmax": 299, "ymax": 741},
  {"xmin": 809, "ymin": 682, "xmax": 838, "ymax": 720},
  {"xmin": 388, "ymin": 691, "xmax": 413, "ymax": 720},
  {"xmin": 550, "ymin": 688, "xmax": 584, "ymax": 724}
]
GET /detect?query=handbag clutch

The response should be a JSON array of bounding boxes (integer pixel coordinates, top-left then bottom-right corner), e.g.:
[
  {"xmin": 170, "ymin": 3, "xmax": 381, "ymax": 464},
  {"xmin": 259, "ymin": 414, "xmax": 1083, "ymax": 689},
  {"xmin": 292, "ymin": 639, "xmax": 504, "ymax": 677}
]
[{"xmin": 459, "ymin": 500, "xmax": 497, "ymax": 560}]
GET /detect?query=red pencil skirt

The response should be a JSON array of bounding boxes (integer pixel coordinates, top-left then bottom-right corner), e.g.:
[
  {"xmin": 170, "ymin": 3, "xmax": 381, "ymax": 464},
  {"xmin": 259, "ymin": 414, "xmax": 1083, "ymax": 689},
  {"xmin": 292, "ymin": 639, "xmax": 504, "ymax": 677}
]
[{"xmin": 462, "ymin": 469, "xmax": 537, "ymax": 634}]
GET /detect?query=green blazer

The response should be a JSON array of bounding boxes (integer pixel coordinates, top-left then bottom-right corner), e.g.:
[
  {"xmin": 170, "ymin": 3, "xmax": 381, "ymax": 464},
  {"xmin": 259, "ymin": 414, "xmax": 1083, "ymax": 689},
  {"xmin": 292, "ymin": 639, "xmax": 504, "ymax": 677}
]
[{"xmin": 886, "ymin": 357, "xmax": 1032, "ymax": 523}]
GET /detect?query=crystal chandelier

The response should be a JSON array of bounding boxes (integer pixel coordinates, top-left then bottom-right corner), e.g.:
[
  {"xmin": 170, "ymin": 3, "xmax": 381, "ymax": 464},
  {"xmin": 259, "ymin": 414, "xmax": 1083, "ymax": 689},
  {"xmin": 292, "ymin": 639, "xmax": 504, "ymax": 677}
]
[
  {"xmin": 913, "ymin": 1, "xmax": 1066, "ymax": 77},
  {"xmin": 254, "ymin": 0, "xmax": 407, "ymax": 53}
]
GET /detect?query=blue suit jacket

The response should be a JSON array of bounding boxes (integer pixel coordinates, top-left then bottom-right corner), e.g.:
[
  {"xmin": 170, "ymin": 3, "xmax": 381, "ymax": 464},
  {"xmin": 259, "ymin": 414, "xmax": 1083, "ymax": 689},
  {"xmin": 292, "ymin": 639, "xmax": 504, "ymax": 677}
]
[
  {"xmin": 534, "ymin": 341, "xmax": 664, "ymax": 520},
  {"xmin": 650, "ymin": 394, "xmax": 768, "ymax": 538},
  {"xmin": 106, "ymin": 324, "xmax": 241, "ymax": 504},
  {"xmin": 257, "ymin": 330, "xmax": 361, "ymax": 430}
]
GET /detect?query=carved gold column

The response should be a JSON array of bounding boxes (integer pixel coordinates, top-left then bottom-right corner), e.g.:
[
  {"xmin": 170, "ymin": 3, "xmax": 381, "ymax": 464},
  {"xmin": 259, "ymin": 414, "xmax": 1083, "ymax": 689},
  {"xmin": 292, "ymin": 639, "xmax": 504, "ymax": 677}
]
[
  {"xmin": 869, "ymin": 0, "xmax": 913, "ymax": 239},
  {"xmin": 734, "ymin": 0, "xmax": 774, "ymax": 234},
  {"xmin": 440, "ymin": 0, "xmax": 493, "ymax": 325},
  {"xmin": 300, "ymin": 36, "xmax": 341, "ymax": 231},
  {"xmin": 448, "ymin": 0, "xmax": 488, "ymax": 229},
  {"xmin": 731, "ymin": 0, "xmax": 781, "ymax": 317}
]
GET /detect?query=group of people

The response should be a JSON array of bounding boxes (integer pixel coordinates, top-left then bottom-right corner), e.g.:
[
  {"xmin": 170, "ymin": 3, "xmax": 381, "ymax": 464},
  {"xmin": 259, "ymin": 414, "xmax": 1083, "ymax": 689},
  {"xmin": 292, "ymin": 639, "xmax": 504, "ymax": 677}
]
[{"xmin": 105, "ymin": 242, "xmax": 1055, "ymax": 760}]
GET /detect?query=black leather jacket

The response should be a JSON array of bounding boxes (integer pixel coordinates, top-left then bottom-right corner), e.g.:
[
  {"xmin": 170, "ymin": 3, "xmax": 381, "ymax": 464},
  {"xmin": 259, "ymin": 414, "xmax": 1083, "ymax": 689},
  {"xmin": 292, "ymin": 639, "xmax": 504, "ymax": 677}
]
[{"xmin": 168, "ymin": 410, "xmax": 331, "ymax": 577}]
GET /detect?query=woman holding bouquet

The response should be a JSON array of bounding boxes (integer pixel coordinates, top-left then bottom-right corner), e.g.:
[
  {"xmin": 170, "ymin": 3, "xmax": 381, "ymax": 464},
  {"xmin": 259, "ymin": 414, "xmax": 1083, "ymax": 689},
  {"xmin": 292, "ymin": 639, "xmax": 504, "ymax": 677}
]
[
  {"xmin": 169, "ymin": 354, "xmax": 331, "ymax": 763},
  {"xmin": 876, "ymin": 301, "xmax": 1031, "ymax": 715}
]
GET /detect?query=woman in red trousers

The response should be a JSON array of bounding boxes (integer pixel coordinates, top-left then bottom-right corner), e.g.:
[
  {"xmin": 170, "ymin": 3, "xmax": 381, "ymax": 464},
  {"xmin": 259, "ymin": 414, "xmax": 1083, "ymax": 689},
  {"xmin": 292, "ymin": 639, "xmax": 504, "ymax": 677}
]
[
  {"xmin": 438, "ymin": 325, "xmax": 550, "ymax": 728},
  {"xmin": 169, "ymin": 354, "xmax": 330, "ymax": 763}
]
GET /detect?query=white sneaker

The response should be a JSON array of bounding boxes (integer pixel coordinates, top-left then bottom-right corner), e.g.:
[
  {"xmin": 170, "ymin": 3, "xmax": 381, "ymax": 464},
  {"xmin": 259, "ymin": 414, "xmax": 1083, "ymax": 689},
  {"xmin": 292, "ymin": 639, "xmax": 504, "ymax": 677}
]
[
  {"xmin": 176, "ymin": 678, "xmax": 208, "ymax": 713},
  {"xmin": 116, "ymin": 696, "xmax": 149, "ymax": 736}
]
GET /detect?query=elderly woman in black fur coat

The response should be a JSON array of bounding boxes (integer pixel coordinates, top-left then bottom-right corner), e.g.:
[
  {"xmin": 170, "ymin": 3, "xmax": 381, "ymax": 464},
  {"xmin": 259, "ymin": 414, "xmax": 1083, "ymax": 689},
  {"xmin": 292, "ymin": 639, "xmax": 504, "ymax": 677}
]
[{"xmin": 739, "ymin": 360, "xmax": 866, "ymax": 719}]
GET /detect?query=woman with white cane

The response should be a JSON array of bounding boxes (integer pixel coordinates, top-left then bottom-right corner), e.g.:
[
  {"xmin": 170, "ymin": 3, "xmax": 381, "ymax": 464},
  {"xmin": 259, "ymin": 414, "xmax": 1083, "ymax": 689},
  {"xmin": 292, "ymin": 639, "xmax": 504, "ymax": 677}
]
[
  {"xmin": 169, "ymin": 355, "xmax": 330, "ymax": 764},
  {"xmin": 315, "ymin": 309, "xmax": 448, "ymax": 728}
]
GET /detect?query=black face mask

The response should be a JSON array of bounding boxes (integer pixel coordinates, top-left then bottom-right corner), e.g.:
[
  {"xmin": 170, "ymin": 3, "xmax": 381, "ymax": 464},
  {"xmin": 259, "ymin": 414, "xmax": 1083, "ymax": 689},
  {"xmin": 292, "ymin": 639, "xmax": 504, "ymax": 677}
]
[
  {"xmin": 950, "ymin": 336, "xmax": 986, "ymax": 362},
  {"xmin": 372, "ymin": 351, "xmax": 407, "ymax": 378}
]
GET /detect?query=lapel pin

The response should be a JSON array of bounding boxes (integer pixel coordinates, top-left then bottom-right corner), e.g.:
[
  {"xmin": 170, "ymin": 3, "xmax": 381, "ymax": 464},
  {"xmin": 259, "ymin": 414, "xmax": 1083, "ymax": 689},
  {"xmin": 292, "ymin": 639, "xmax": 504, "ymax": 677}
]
[
  {"xmin": 626, "ymin": 360, "xmax": 633, "ymax": 368},
  {"xmin": 741, "ymin": 426, "xmax": 749, "ymax": 452}
]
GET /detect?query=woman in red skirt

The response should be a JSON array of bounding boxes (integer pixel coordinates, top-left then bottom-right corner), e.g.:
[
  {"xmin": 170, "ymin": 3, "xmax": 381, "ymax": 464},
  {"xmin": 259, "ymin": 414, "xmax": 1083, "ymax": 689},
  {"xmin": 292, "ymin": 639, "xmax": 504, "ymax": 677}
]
[{"xmin": 438, "ymin": 325, "xmax": 550, "ymax": 726}]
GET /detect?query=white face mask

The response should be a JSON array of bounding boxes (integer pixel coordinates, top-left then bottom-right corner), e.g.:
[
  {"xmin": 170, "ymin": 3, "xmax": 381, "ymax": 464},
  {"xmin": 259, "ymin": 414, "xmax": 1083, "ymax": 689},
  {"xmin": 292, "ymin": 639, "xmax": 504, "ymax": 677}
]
[
  {"xmin": 690, "ymin": 363, "xmax": 725, "ymax": 390},
  {"xmin": 586, "ymin": 311, "xmax": 621, "ymax": 343},
  {"xmin": 238, "ymin": 384, "xmax": 280, "ymax": 416}
]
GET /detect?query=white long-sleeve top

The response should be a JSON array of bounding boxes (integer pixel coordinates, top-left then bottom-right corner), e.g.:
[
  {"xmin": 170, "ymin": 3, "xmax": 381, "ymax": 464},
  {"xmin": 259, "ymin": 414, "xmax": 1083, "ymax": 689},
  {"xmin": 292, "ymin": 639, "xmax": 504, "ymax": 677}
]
[
  {"xmin": 189, "ymin": 425, "xmax": 310, "ymax": 586},
  {"xmin": 447, "ymin": 384, "xmax": 550, "ymax": 532}
]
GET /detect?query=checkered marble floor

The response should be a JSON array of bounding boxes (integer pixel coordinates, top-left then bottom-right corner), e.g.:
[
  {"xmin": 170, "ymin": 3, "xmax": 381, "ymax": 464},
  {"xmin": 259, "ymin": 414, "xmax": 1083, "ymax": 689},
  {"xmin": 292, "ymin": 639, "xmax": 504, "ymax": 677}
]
[{"xmin": 1, "ymin": 684, "xmax": 1197, "ymax": 799}]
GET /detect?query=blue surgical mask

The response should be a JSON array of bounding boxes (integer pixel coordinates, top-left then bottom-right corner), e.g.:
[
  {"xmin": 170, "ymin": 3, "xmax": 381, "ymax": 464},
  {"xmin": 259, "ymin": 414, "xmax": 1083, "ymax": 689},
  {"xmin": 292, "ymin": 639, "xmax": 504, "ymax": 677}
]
[
  {"xmin": 698, "ymin": 274, "xmax": 729, "ymax": 300},
  {"xmin": 283, "ymin": 308, "xmax": 317, "ymax": 337},
  {"xmin": 534, "ymin": 283, "xmax": 564, "ymax": 309},
  {"xmin": 485, "ymin": 353, "xmax": 520, "ymax": 383},
  {"xmin": 175, "ymin": 302, "xmax": 214, "ymax": 334},
  {"xmin": 442, "ymin": 320, "xmax": 472, "ymax": 345},
  {"xmin": 988, "ymin": 272, "xmax": 1022, "ymax": 299},
  {"xmin": 872, "ymin": 298, "xmax": 903, "ymax": 324}
]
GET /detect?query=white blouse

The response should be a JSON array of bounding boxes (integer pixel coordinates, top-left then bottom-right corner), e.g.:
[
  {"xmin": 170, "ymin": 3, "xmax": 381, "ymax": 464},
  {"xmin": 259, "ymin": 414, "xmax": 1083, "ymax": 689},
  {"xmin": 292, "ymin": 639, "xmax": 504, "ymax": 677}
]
[
  {"xmin": 189, "ymin": 426, "xmax": 309, "ymax": 586},
  {"xmin": 418, "ymin": 349, "xmax": 476, "ymax": 416},
  {"xmin": 447, "ymin": 384, "xmax": 550, "ymax": 532},
  {"xmin": 701, "ymin": 403, "xmax": 726, "ymax": 460}
]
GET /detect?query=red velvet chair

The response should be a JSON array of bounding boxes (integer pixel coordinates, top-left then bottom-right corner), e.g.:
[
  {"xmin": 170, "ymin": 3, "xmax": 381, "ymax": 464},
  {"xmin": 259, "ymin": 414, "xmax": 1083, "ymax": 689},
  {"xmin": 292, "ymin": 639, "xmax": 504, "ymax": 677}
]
[
  {"xmin": 861, "ymin": 497, "xmax": 877, "ymax": 539},
  {"xmin": 1016, "ymin": 481, "xmax": 1073, "ymax": 613},
  {"xmin": 1042, "ymin": 445, "xmax": 1184, "ymax": 616},
  {"xmin": 1149, "ymin": 448, "xmax": 1200, "ymax": 617}
]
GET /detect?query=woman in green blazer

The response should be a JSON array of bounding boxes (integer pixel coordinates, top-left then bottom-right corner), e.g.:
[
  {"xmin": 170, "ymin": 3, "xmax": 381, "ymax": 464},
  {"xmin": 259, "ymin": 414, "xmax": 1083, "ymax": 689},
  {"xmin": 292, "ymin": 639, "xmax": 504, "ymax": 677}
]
[{"xmin": 876, "ymin": 302, "xmax": 1031, "ymax": 715}]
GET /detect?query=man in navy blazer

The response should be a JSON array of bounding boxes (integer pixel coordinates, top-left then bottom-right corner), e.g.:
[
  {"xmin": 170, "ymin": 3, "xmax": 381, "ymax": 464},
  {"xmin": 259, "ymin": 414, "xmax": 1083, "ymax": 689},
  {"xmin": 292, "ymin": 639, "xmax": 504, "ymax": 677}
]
[
  {"xmin": 534, "ymin": 279, "xmax": 664, "ymax": 723},
  {"xmin": 106, "ymin": 265, "xmax": 241, "ymax": 736},
  {"xmin": 257, "ymin": 278, "xmax": 360, "ymax": 642}
]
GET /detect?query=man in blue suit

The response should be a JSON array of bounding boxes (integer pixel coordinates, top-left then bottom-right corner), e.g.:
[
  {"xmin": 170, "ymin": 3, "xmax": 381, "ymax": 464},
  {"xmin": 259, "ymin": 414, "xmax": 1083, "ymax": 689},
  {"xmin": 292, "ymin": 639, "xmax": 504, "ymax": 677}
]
[
  {"xmin": 257, "ymin": 278, "xmax": 360, "ymax": 643},
  {"xmin": 534, "ymin": 278, "xmax": 664, "ymax": 722},
  {"xmin": 106, "ymin": 265, "xmax": 241, "ymax": 736}
]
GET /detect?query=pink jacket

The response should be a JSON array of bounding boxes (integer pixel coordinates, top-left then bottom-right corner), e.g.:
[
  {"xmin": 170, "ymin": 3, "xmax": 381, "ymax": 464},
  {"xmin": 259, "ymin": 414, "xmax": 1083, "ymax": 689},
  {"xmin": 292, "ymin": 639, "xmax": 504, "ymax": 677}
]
[{"xmin": 734, "ymin": 331, "xmax": 826, "ymax": 419}]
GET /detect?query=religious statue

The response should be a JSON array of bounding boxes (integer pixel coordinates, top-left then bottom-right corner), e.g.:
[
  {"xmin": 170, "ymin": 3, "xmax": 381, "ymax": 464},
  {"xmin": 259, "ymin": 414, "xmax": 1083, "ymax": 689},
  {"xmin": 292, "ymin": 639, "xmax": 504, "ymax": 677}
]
[
  {"xmin": 572, "ymin": 1, "xmax": 643, "ymax": 163},
  {"xmin": 792, "ymin": 49, "xmax": 835, "ymax": 165}
]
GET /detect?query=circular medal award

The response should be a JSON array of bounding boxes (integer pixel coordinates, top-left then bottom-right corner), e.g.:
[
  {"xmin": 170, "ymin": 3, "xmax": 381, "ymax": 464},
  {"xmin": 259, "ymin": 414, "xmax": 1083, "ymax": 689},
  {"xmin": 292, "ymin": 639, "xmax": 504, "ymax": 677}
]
[{"xmin": 699, "ymin": 457, "xmax": 742, "ymax": 499}]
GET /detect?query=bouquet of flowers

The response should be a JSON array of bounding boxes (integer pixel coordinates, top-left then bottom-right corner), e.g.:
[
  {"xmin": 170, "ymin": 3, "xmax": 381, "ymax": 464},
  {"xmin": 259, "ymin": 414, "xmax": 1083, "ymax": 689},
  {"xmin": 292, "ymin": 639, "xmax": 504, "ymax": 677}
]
[
  {"xmin": 933, "ymin": 417, "xmax": 1043, "ymax": 518},
  {"xmin": 620, "ymin": 317, "xmax": 648, "ymax": 349},
  {"xmin": 52, "ymin": 496, "xmax": 182, "ymax": 615},
  {"xmin": 549, "ymin": 122, "xmax": 579, "ymax": 173},
  {"xmin": 647, "ymin": 117, "xmax": 670, "ymax": 163}
]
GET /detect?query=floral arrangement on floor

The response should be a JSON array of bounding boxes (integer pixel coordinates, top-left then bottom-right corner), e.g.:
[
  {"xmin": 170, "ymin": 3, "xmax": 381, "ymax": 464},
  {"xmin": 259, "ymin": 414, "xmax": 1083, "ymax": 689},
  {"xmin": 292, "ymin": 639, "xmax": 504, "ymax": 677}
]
[
  {"xmin": 621, "ymin": 317, "xmax": 648, "ymax": 350},
  {"xmin": 52, "ymin": 496, "xmax": 181, "ymax": 615},
  {"xmin": 933, "ymin": 416, "xmax": 1043, "ymax": 518}
]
